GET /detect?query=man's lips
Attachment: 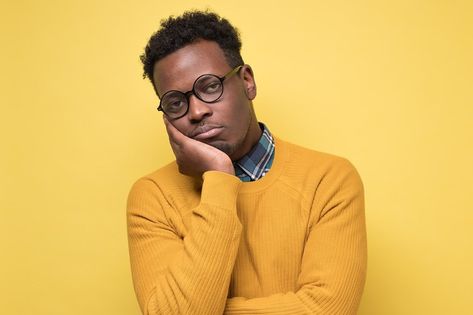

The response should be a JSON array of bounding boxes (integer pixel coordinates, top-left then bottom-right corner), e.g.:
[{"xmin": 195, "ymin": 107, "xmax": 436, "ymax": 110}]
[{"xmin": 190, "ymin": 125, "xmax": 224, "ymax": 141}]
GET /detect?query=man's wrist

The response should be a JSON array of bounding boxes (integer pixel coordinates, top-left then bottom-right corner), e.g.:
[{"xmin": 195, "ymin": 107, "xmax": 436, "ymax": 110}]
[{"xmin": 212, "ymin": 157, "xmax": 235, "ymax": 176}]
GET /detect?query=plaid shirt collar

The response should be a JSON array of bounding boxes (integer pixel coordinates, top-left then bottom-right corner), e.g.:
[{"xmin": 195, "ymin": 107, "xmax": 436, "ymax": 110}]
[{"xmin": 234, "ymin": 123, "xmax": 275, "ymax": 182}]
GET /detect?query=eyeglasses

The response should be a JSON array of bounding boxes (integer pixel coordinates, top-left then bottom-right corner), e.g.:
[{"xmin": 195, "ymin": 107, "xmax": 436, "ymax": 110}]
[{"xmin": 157, "ymin": 65, "xmax": 243, "ymax": 119}]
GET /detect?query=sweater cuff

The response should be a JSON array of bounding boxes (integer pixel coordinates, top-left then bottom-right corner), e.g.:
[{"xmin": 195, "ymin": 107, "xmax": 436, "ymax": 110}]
[{"xmin": 201, "ymin": 171, "xmax": 241, "ymax": 209}]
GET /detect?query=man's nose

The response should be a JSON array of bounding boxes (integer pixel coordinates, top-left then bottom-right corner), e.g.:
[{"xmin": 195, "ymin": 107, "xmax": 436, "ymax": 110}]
[{"xmin": 187, "ymin": 94, "xmax": 213, "ymax": 122}]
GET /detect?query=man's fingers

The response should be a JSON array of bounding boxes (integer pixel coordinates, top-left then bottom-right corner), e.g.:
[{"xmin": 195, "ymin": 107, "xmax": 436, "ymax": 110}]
[{"xmin": 163, "ymin": 116, "xmax": 187, "ymax": 144}]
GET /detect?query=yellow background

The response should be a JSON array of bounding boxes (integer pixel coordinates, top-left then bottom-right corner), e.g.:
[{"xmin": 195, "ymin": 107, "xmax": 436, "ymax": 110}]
[{"xmin": 1, "ymin": 1, "xmax": 472, "ymax": 314}]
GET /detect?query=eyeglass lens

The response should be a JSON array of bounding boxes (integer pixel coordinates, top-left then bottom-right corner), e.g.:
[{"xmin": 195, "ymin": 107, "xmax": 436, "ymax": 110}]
[{"xmin": 161, "ymin": 74, "xmax": 224, "ymax": 118}]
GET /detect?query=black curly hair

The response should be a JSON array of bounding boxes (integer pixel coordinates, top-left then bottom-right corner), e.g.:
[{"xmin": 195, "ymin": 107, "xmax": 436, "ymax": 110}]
[{"xmin": 140, "ymin": 10, "xmax": 244, "ymax": 86}]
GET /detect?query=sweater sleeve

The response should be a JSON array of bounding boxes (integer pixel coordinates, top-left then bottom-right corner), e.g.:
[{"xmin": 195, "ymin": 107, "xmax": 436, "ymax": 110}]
[
  {"xmin": 224, "ymin": 160, "xmax": 367, "ymax": 314},
  {"xmin": 127, "ymin": 171, "xmax": 243, "ymax": 315}
]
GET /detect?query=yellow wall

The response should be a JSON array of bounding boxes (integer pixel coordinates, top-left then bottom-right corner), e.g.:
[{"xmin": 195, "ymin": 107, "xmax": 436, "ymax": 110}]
[{"xmin": 1, "ymin": 1, "xmax": 472, "ymax": 314}]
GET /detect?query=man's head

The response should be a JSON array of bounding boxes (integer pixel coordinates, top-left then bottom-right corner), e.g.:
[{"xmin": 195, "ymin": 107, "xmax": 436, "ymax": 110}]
[{"xmin": 140, "ymin": 11, "xmax": 261, "ymax": 161}]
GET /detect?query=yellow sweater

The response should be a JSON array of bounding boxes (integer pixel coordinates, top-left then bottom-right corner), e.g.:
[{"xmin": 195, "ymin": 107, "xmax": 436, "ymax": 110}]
[{"xmin": 127, "ymin": 137, "xmax": 367, "ymax": 315}]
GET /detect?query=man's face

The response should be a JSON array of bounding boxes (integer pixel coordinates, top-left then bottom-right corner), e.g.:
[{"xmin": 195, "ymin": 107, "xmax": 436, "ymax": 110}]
[{"xmin": 153, "ymin": 40, "xmax": 259, "ymax": 160}]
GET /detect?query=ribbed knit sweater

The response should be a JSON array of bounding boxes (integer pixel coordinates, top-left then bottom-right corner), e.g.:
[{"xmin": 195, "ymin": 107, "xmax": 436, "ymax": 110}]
[{"xmin": 127, "ymin": 137, "xmax": 367, "ymax": 315}]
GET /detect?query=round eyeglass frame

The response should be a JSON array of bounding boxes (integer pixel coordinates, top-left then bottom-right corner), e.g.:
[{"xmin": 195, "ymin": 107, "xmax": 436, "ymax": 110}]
[{"xmin": 157, "ymin": 65, "xmax": 243, "ymax": 119}]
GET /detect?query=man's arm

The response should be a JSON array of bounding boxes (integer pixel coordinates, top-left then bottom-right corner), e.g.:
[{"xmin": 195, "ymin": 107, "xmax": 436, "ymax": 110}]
[
  {"xmin": 224, "ymin": 160, "xmax": 367, "ymax": 314},
  {"xmin": 127, "ymin": 118, "xmax": 241, "ymax": 314},
  {"xmin": 127, "ymin": 171, "xmax": 242, "ymax": 315}
]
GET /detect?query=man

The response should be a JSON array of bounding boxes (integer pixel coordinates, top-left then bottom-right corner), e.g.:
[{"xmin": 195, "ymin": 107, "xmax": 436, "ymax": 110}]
[{"xmin": 127, "ymin": 10, "xmax": 367, "ymax": 315}]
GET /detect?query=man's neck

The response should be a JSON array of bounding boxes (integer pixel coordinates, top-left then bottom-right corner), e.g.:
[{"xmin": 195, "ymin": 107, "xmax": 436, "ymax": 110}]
[{"xmin": 229, "ymin": 119, "xmax": 262, "ymax": 161}]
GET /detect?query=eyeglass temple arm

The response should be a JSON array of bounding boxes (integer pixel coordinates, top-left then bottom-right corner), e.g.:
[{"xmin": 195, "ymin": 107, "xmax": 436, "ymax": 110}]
[{"xmin": 223, "ymin": 65, "xmax": 243, "ymax": 80}]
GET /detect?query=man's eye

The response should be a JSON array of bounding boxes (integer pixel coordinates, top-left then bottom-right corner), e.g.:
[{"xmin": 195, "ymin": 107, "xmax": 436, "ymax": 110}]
[
  {"xmin": 165, "ymin": 99, "xmax": 185, "ymax": 112},
  {"xmin": 203, "ymin": 82, "xmax": 221, "ymax": 94}
]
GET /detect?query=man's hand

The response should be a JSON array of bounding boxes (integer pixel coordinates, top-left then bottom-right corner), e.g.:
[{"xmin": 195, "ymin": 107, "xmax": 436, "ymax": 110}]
[{"xmin": 163, "ymin": 117, "xmax": 235, "ymax": 177}]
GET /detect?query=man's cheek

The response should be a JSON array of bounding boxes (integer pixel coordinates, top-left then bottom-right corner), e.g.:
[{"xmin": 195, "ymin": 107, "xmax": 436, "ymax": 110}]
[{"xmin": 170, "ymin": 121, "xmax": 189, "ymax": 137}]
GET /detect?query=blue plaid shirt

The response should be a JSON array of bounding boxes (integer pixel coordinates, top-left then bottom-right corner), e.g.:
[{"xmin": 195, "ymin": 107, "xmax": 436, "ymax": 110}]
[{"xmin": 234, "ymin": 123, "xmax": 275, "ymax": 182}]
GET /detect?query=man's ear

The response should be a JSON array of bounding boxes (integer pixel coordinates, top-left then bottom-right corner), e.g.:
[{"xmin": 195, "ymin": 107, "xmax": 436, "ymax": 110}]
[{"xmin": 241, "ymin": 65, "xmax": 257, "ymax": 100}]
